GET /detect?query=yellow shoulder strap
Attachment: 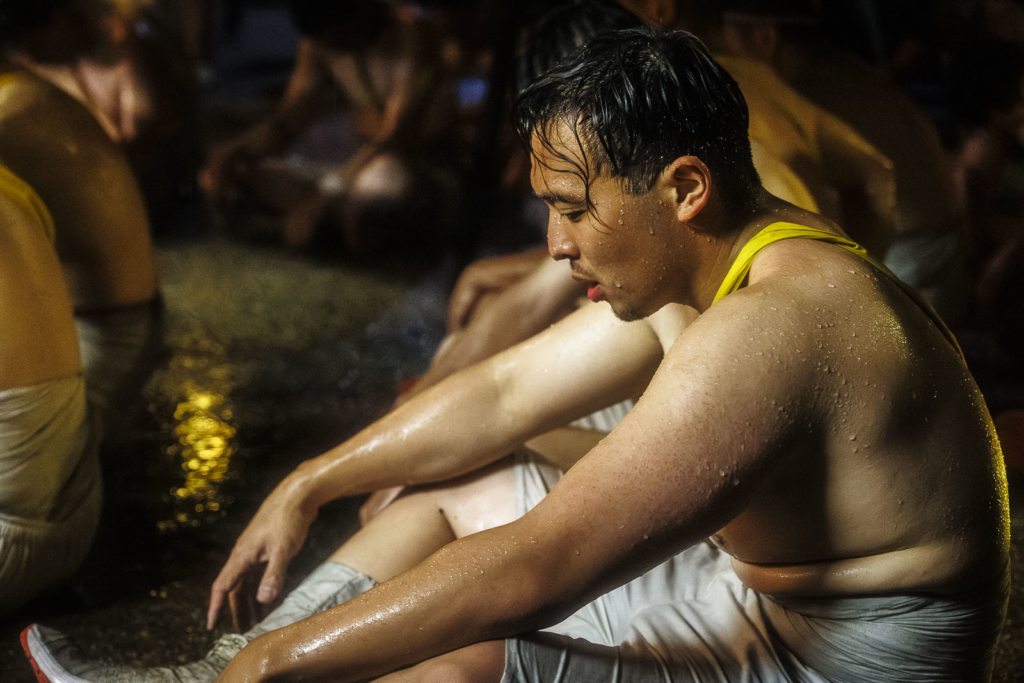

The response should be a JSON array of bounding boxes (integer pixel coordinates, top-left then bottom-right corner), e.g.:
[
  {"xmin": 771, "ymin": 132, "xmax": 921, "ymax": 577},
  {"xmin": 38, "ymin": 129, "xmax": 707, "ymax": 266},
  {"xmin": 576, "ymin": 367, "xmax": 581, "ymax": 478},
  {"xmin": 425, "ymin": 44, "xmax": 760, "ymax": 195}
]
[
  {"xmin": 712, "ymin": 221, "xmax": 964, "ymax": 362},
  {"xmin": 0, "ymin": 163, "xmax": 56, "ymax": 244}
]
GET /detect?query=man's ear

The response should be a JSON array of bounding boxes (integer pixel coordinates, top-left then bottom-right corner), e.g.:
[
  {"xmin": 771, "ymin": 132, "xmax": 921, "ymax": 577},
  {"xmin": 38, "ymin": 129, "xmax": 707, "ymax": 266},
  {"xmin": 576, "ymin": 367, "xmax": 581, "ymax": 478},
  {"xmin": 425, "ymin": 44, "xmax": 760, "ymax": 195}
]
[{"xmin": 662, "ymin": 156, "xmax": 711, "ymax": 223}]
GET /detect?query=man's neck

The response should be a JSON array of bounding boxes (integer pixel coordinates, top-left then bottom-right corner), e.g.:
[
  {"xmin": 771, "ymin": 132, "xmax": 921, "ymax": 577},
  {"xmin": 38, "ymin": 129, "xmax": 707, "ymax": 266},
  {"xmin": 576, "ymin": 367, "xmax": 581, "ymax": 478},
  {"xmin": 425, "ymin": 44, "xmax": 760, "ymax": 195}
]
[{"xmin": 685, "ymin": 190, "xmax": 776, "ymax": 313}]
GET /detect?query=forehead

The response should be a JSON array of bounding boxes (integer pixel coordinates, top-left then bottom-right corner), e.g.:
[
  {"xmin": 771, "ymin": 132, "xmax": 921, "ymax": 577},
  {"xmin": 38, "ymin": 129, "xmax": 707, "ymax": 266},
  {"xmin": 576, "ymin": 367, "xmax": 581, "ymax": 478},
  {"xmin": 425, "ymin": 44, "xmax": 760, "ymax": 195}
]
[{"xmin": 528, "ymin": 119, "xmax": 595, "ymax": 200}]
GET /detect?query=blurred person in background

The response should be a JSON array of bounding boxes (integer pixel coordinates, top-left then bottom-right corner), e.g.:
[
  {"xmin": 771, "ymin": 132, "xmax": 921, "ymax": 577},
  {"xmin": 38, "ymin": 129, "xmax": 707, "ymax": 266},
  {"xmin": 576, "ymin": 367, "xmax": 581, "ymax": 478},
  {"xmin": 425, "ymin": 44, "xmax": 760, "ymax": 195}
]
[
  {"xmin": 200, "ymin": 0, "xmax": 464, "ymax": 258},
  {"xmin": 947, "ymin": 38, "xmax": 1024, "ymax": 434},
  {"xmin": 0, "ymin": 0, "xmax": 163, "ymax": 424},
  {"xmin": 0, "ymin": 161, "xmax": 103, "ymax": 617},
  {"xmin": 719, "ymin": 0, "xmax": 970, "ymax": 325}
]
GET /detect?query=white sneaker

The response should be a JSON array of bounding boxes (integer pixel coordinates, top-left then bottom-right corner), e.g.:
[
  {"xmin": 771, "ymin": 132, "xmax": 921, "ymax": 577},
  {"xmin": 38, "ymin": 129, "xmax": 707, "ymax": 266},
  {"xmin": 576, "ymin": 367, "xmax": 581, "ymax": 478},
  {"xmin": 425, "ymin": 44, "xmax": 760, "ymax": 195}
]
[{"xmin": 21, "ymin": 624, "xmax": 247, "ymax": 683}]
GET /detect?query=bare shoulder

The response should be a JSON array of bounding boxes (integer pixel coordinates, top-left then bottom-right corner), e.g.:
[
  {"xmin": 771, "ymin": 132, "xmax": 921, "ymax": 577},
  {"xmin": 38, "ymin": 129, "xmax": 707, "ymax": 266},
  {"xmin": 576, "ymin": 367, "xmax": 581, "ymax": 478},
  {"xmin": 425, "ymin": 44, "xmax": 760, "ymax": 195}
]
[{"xmin": 0, "ymin": 71, "xmax": 98, "ymax": 131}]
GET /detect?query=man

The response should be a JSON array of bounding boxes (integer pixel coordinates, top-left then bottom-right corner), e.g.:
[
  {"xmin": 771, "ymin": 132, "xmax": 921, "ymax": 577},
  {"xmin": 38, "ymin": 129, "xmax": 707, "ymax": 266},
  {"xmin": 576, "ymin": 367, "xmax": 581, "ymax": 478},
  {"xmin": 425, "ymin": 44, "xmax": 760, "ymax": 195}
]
[
  {"xmin": 26, "ymin": 28, "xmax": 1008, "ymax": 682},
  {"xmin": 363, "ymin": 0, "xmax": 894, "ymax": 523},
  {"xmin": 0, "ymin": 0, "xmax": 162, "ymax": 419},
  {"xmin": 0, "ymin": 162, "xmax": 102, "ymax": 616},
  {"xmin": 199, "ymin": 0, "xmax": 462, "ymax": 257}
]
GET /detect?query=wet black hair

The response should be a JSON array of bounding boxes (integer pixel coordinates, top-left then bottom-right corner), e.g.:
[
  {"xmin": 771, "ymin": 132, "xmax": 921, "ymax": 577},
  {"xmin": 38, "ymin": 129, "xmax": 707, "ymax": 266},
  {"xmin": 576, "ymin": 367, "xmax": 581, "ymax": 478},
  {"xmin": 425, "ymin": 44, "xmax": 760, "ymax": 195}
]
[
  {"xmin": 0, "ymin": 0, "xmax": 71, "ymax": 45},
  {"xmin": 515, "ymin": 27, "xmax": 761, "ymax": 221},
  {"xmin": 516, "ymin": 0, "xmax": 644, "ymax": 94},
  {"xmin": 287, "ymin": 0, "xmax": 390, "ymax": 43}
]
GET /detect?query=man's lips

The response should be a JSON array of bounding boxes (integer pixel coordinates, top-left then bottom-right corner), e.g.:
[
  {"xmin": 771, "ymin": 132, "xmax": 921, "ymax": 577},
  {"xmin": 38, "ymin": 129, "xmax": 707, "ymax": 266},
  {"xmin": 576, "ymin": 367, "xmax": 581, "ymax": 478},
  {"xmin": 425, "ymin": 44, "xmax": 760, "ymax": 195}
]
[{"xmin": 571, "ymin": 266, "xmax": 604, "ymax": 302}]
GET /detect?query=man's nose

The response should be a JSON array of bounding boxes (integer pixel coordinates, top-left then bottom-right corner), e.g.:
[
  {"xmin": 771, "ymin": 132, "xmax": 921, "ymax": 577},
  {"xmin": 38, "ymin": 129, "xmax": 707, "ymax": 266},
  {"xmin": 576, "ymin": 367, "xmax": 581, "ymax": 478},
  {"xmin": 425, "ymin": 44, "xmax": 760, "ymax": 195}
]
[{"xmin": 547, "ymin": 215, "xmax": 579, "ymax": 261}]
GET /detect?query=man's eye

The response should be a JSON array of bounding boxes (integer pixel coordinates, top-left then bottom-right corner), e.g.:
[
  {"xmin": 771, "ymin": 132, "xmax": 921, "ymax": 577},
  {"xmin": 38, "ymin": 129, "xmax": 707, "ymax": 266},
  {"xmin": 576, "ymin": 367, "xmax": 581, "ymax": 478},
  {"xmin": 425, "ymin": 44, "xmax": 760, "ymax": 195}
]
[{"xmin": 562, "ymin": 210, "xmax": 586, "ymax": 223}]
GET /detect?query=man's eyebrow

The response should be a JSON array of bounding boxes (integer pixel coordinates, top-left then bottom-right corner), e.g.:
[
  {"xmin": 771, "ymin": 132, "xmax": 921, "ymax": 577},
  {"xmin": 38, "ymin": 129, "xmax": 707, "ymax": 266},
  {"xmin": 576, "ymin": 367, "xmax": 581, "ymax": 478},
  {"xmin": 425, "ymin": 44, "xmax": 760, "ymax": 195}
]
[{"xmin": 536, "ymin": 190, "xmax": 585, "ymax": 205}]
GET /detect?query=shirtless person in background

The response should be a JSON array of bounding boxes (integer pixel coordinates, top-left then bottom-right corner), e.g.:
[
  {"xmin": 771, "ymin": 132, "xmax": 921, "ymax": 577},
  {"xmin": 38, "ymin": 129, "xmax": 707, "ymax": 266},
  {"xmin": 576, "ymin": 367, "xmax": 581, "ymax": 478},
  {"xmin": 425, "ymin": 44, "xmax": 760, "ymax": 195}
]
[
  {"xmin": 0, "ymin": 0, "xmax": 161, "ymax": 418},
  {"xmin": 200, "ymin": 0, "xmax": 462, "ymax": 257},
  {"xmin": 26, "ymin": 27, "xmax": 1008, "ymax": 683},
  {"xmin": 0, "ymin": 163, "xmax": 102, "ymax": 616}
]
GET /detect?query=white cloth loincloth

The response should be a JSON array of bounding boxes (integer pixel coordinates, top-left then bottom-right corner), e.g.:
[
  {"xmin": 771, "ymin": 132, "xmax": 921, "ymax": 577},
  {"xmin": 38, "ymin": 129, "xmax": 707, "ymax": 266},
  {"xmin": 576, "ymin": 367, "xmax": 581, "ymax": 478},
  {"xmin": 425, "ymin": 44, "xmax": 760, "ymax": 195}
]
[
  {"xmin": 75, "ymin": 299, "xmax": 164, "ymax": 420},
  {"xmin": 570, "ymin": 399, "xmax": 636, "ymax": 432},
  {"xmin": 502, "ymin": 452, "xmax": 1009, "ymax": 683},
  {"xmin": 0, "ymin": 375, "xmax": 102, "ymax": 616}
]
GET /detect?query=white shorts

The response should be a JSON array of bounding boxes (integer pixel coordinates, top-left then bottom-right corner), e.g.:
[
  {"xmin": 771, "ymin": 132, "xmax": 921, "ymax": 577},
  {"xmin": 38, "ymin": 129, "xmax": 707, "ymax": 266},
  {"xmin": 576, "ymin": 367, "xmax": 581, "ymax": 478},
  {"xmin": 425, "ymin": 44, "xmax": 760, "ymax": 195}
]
[
  {"xmin": 502, "ymin": 453, "xmax": 1007, "ymax": 683},
  {"xmin": 0, "ymin": 376, "xmax": 102, "ymax": 616}
]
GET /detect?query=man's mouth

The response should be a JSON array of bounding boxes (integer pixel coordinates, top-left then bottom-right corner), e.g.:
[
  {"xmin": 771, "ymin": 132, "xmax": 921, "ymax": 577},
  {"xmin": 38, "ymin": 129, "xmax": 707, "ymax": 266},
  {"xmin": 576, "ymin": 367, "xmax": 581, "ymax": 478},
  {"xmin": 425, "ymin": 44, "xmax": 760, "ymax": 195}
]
[{"xmin": 571, "ymin": 264, "xmax": 604, "ymax": 302}]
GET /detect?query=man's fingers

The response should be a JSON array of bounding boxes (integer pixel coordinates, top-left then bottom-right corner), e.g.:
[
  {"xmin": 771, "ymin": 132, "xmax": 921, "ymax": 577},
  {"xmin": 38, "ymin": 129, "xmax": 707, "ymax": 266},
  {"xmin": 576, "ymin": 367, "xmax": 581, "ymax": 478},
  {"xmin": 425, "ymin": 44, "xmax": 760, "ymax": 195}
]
[
  {"xmin": 257, "ymin": 554, "xmax": 287, "ymax": 605},
  {"xmin": 207, "ymin": 584, "xmax": 226, "ymax": 630},
  {"xmin": 207, "ymin": 559, "xmax": 247, "ymax": 629}
]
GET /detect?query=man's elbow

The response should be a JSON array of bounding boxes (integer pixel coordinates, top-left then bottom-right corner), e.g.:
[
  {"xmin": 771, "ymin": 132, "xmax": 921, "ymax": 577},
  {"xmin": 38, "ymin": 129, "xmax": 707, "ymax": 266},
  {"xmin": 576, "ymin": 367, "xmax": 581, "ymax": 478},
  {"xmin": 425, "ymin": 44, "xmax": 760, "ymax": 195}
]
[{"xmin": 464, "ymin": 546, "xmax": 584, "ymax": 638}]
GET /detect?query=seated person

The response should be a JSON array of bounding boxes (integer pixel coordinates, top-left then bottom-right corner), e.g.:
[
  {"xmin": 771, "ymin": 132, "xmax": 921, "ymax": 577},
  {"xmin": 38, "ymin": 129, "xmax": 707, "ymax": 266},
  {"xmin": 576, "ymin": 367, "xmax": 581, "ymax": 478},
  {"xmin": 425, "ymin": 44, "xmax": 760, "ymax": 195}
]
[
  {"xmin": 394, "ymin": 0, "xmax": 891, "ymax": 449},
  {"xmin": 0, "ymin": 162, "xmax": 102, "ymax": 617},
  {"xmin": 25, "ymin": 28, "xmax": 1009, "ymax": 683},
  {"xmin": 414, "ymin": 0, "xmax": 829, "ymax": 395},
  {"xmin": 5, "ymin": 0, "xmax": 153, "ymax": 144},
  {"xmin": 200, "ymin": 0, "xmax": 463, "ymax": 258},
  {"xmin": 0, "ymin": 4, "xmax": 162, "ymax": 420},
  {"xmin": 719, "ymin": 0, "xmax": 969, "ymax": 324}
]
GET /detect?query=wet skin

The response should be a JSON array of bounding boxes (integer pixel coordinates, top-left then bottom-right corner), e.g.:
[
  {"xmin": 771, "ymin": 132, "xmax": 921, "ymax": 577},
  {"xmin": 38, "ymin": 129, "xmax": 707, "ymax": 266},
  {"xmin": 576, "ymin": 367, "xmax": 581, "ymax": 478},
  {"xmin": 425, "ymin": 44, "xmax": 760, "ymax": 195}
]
[
  {"xmin": 213, "ymin": 129, "xmax": 1009, "ymax": 681},
  {"xmin": 0, "ymin": 170, "xmax": 80, "ymax": 392},
  {"xmin": 0, "ymin": 69, "xmax": 156, "ymax": 311}
]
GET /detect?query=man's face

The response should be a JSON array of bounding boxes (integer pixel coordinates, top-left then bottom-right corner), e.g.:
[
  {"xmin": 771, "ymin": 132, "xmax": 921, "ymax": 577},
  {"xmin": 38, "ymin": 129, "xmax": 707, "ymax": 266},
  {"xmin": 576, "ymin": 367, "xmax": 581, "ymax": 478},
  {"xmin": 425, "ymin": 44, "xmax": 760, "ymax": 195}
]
[{"xmin": 530, "ymin": 125, "xmax": 679, "ymax": 321}]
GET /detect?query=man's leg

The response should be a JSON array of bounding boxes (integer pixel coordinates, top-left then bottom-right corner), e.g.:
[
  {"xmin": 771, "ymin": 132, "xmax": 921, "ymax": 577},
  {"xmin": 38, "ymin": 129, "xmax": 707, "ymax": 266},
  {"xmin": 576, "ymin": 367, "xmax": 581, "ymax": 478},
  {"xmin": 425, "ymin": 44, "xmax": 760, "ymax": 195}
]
[
  {"xmin": 371, "ymin": 641, "xmax": 507, "ymax": 683},
  {"xmin": 333, "ymin": 455, "xmax": 517, "ymax": 583},
  {"xmin": 23, "ymin": 458, "xmax": 517, "ymax": 683}
]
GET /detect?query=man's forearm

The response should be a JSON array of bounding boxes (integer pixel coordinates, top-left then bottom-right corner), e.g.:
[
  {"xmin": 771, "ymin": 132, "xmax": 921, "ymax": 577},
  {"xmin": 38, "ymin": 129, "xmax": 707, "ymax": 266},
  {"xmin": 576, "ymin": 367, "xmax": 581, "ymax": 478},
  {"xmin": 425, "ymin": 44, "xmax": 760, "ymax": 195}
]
[
  {"xmin": 230, "ymin": 523, "xmax": 574, "ymax": 682},
  {"xmin": 285, "ymin": 362, "xmax": 541, "ymax": 511}
]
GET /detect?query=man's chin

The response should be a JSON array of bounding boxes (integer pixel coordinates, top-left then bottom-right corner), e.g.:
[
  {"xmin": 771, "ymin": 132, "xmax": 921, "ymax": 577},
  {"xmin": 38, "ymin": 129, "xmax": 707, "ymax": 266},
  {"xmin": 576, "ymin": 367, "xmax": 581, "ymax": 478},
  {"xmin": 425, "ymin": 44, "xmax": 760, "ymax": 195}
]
[{"xmin": 610, "ymin": 302, "xmax": 649, "ymax": 322}]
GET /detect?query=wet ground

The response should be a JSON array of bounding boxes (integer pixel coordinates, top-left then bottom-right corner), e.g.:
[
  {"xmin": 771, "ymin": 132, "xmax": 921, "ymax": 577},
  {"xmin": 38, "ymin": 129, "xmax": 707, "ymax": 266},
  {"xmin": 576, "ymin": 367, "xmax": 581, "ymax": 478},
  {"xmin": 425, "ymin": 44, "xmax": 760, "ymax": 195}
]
[
  {"xmin": 0, "ymin": 235, "xmax": 450, "ymax": 676},
  {"xmin": 1, "ymin": 234, "xmax": 1023, "ymax": 680}
]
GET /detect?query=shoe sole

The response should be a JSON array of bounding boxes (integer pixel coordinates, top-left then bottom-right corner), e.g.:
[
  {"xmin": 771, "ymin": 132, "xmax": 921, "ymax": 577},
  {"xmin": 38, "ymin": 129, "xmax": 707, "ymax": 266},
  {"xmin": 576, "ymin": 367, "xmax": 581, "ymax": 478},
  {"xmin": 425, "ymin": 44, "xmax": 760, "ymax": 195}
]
[{"xmin": 20, "ymin": 624, "xmax": 90, "ymax": 683}]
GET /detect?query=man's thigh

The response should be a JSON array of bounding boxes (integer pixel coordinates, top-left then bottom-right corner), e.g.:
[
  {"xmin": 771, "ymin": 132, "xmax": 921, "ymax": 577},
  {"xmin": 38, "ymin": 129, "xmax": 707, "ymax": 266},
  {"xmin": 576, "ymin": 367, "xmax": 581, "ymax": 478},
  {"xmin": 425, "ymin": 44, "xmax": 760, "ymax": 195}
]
[{"xmin": 372, "ymin": 641, "xmax": 507, "ymax": 683}]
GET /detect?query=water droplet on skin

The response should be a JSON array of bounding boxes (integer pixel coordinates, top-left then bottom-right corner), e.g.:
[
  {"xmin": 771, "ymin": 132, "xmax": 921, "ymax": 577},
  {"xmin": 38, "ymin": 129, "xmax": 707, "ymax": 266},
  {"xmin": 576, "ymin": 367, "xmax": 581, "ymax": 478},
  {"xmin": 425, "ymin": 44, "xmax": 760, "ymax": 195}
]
[
  {"xmin": 828, "ymin": 284, "xmax": 835, "ymax": 288},
  {"xmin": 719, "ymin": 469, "xmax": 726, "ymax": 477},
  {"xmin": 849, "ymin": 434, "xmax": 857, "ymax": 441}
]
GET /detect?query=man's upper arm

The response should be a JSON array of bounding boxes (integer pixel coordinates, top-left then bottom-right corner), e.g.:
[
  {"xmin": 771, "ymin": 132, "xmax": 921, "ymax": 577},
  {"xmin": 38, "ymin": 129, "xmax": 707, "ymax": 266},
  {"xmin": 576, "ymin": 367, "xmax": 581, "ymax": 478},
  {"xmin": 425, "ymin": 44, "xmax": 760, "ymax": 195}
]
[{"xmin": 511, "ymin": 299, "xmax": 805, "ymax": 608}]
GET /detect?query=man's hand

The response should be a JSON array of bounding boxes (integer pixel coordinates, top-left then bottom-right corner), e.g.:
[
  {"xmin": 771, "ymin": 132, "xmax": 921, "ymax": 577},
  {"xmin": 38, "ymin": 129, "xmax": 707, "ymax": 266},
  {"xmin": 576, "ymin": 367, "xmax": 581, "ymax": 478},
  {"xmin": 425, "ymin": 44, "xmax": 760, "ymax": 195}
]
[
  {"xmin": 447, "ymin": 249, "xmax": 549, "ymax": 332},
  {"xmin": 199, "ymin": 125, "xmax": 276, "ymax": 211},
  {"xmin": 207, "ymin": 485, "xmax": 317, "ymax": 631}
]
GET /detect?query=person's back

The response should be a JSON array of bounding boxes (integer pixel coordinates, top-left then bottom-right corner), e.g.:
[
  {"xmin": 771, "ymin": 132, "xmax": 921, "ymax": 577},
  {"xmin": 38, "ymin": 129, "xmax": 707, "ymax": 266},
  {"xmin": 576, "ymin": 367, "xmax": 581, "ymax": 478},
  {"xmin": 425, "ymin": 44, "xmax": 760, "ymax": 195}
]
[
  {"xmin": 0, "ymin": 69, "xmax": 155, "ymax": 310},
  {"xmin": 0, "ymin": 67, "xmax": 162, "ymax": 412},
  {"xmin": 719, "ymin": 2, "xmax": 969, "ymax": 323},
  {"xmin": 0, "ymin": 162, "xmax": 102, "ymax": 616}
]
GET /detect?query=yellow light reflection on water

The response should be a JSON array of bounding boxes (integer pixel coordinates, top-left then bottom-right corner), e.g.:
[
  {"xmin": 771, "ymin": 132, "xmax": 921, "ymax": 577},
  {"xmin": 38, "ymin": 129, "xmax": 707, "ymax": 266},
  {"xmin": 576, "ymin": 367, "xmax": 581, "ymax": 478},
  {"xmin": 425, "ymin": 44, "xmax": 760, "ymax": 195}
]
[{"xmin": 156, "ymin": 371, "xmax": 239, "ymax": 532}]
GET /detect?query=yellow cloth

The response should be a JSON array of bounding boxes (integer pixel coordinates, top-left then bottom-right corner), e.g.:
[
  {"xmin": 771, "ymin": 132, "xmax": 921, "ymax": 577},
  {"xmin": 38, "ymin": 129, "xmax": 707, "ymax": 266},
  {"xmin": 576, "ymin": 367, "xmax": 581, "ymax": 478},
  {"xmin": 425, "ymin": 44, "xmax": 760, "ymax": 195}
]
[
  {"xmin": 712, "ymin": 222, "xmax": 963, "ymax": 361},
  {"xmin": 0, "ymin": 75, "xmax": 56, "ymax": 244},
  {"xmin": 0, "ymin": 164, "xmax": 55, "ymax": 243}
]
